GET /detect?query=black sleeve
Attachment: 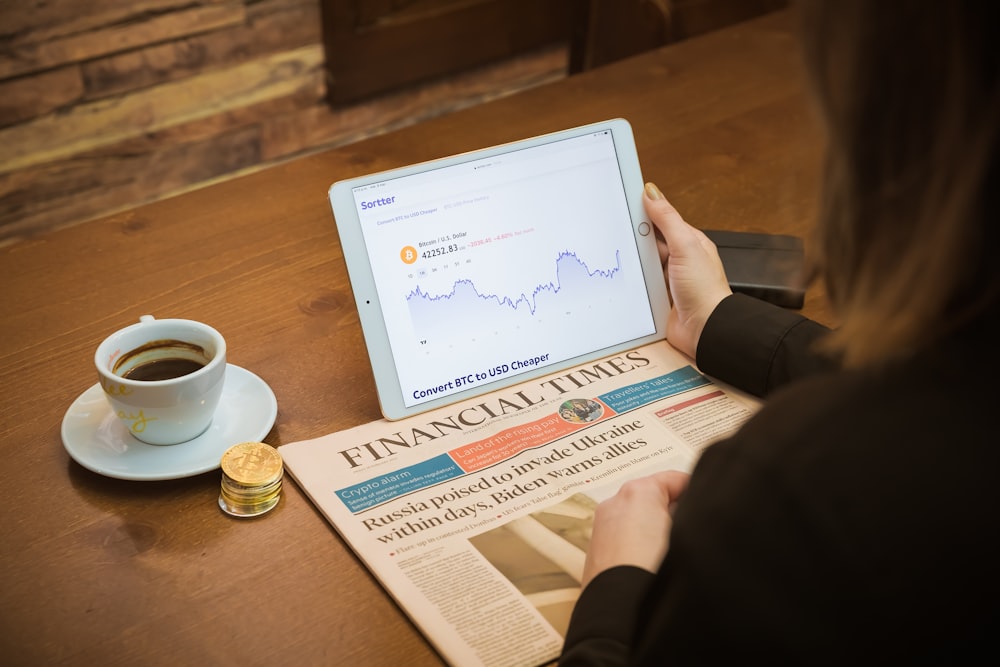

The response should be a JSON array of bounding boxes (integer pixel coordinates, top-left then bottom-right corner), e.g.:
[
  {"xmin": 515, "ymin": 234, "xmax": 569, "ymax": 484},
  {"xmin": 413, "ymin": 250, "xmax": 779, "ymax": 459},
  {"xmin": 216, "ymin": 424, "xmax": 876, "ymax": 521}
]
[
  {"xmin": 559, "ymin": 566, "xmax": 656, "ymax": 667},
  {"xmin": 695, "ymin": 293, "xmax": 837, "ymax": 397},
  {"xmin": 628, "ymin": 431, "xmax": 850, "ymax": 664}
]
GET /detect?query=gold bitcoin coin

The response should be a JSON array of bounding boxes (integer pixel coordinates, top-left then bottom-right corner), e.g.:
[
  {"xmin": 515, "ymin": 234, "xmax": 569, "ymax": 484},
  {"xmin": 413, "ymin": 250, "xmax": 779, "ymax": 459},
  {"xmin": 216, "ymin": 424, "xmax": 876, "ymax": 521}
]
[
  {"xmin": 220, "ymin": 442, "xmax": 283, "ymax": 486},
  {"xmin": 219, "ymin": 479, "xmax": 282, "ymax": 517}
]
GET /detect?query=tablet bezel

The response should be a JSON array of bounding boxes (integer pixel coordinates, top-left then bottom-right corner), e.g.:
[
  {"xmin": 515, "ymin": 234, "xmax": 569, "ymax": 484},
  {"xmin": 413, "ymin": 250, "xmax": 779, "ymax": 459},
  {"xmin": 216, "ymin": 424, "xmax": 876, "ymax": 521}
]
[{"xmin": 328, "ymin": 118, "xmax": 669, "ymax": 420}]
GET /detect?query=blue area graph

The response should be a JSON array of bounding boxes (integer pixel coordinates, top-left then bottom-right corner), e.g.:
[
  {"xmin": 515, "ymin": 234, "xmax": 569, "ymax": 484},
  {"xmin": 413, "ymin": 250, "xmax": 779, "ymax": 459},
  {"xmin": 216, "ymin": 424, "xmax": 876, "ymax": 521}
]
[
  {"xmin": 407, "ymin": 250, "xmax": 625, "ymax": 340},
  {"xmin": 407, "ymin": 250, "xmax": 621, "ymax": 315}
]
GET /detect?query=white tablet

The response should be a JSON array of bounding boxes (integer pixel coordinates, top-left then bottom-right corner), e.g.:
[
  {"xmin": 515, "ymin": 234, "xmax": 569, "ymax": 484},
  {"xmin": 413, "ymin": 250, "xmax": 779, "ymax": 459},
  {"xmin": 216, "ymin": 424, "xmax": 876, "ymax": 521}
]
[{"xmin": 329, "ymin": 118, "xmax": 669, "ymax": 420}]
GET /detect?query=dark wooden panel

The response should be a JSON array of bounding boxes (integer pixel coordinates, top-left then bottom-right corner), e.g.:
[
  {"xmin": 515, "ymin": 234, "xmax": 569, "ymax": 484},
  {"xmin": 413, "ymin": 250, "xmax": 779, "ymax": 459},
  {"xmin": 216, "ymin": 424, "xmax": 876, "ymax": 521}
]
[
  {"xmin": 569, "ymin": 0, "xmax": 672, "ymax": 73},
  {"xmin": 320, "ymin": 0, "xmax": 573, "ymax": 104},
  {"xmin": 260, "ymin": 43, "xmax": 567, "ymax": 160},
  {"xmin": 671, "ymin": 0, "xmax": 789, "ymax": 39},
  {"xmin": 569, "ymin": 0, "xmax": 788, "ymax": 73}
]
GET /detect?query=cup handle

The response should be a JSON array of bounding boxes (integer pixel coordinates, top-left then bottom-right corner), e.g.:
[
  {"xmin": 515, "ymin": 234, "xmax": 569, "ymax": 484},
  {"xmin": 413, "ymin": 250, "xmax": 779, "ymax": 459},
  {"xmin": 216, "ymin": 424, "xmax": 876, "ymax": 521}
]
[{"xmin": 139, "ymin": 314, "xmax": 155, "ymax": 323}]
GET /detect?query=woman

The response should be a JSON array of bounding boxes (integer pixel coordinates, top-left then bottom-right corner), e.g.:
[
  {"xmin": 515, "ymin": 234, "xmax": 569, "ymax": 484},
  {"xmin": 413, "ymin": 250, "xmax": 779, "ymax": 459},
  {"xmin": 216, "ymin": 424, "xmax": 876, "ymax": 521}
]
[{"xmin": 560, "ymin": 1, "xmax": 998, "ymax": 663}]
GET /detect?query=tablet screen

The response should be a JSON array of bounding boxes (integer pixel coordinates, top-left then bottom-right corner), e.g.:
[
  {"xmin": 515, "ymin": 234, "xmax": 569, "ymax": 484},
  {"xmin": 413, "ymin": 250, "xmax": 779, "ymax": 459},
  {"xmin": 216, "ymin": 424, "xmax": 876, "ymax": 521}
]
[{"xmin": 332, "ymin": 120, "xmax": 667, "ymax": 419}]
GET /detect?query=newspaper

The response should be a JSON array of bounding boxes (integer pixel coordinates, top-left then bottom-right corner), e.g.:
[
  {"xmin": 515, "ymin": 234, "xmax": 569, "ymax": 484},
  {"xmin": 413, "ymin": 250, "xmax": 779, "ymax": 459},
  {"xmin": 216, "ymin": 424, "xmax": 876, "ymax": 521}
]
[{"xmin": 280, "ymin": 340, "xmax": 760, "ymax": 667}]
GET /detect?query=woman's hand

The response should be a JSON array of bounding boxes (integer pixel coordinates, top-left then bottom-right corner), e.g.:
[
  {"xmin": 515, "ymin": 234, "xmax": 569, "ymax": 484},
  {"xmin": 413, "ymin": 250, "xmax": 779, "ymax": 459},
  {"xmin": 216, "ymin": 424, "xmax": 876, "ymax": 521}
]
[
  {"xmin": 581, "ymin": 470, "xmax": 691, "ymax": 588},
  {"xmin": 644, "ymin": 182, "xmax": 732, "ymax": 359}
]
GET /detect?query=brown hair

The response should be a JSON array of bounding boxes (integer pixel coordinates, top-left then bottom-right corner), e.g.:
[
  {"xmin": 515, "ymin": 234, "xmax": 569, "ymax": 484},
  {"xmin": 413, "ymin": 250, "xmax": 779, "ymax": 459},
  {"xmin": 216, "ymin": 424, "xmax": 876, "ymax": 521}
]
[{"xmin": 797, "ymin": 0, "xmax": 1000, "ymax": 367}]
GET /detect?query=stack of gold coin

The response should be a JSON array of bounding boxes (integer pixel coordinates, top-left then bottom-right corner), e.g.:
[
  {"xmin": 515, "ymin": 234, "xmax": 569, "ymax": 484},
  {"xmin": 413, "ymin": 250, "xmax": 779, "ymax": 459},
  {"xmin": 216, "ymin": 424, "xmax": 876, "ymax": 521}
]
[{"xmin": 218, "ymin": 442, "xmax": 283, "ymax": 517}]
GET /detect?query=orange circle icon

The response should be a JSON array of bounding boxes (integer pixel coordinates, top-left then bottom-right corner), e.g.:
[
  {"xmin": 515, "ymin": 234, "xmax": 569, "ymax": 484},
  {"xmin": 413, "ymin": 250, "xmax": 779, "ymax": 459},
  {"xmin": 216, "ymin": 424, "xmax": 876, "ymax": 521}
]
[{"xmin": 400, "ymin": 246, "xmax": 418, "ymax": 264}]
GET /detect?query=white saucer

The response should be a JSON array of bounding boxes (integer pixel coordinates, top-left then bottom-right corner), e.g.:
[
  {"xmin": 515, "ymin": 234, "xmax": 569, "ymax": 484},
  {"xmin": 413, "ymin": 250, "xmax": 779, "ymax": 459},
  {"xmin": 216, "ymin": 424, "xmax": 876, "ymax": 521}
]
[{"xmin": 62, "ymin": 364, "xmax": 278, "ymax": 481}]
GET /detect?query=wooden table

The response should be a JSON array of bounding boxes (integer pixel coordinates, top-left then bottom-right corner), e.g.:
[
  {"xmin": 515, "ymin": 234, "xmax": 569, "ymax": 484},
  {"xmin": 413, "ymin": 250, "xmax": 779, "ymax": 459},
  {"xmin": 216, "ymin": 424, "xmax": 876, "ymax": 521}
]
[{"xmin": 0, "ymin": 11, "xmax": 827, "ymax": 665}]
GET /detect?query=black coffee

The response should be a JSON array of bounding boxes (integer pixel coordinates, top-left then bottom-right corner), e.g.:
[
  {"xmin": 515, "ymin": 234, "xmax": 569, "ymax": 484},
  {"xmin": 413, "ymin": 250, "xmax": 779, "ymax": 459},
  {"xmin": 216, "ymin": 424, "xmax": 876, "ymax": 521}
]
[
  {"xmin": 122, "ymin": 357, "xmax": 206, "ymax": 381},
  {"xmin": 114, "ymin": 339, "xmax": 210, "ymax": 382}
]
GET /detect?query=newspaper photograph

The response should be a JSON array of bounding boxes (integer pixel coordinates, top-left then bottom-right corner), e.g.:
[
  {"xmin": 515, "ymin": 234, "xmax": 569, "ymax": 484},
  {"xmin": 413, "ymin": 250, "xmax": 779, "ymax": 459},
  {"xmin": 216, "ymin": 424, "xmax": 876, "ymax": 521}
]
[{"xmin": 281, "ymin": 340, "xmax": 760, "ymax": 667}]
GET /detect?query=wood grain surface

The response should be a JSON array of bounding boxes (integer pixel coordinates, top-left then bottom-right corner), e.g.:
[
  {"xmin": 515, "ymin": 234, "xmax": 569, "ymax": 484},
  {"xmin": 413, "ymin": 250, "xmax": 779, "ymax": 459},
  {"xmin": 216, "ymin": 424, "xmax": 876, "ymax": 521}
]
[{"xmin": 0, "ymin": 11, "xmax": 830, "ymax": 665}]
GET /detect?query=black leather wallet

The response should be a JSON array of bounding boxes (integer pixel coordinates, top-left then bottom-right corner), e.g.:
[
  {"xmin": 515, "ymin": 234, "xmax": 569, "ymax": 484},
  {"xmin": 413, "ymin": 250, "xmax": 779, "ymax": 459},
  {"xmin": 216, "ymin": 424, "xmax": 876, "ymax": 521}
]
[{"xmin": 703, "ymin": 229, "xmax": 805, "ymax": 309}]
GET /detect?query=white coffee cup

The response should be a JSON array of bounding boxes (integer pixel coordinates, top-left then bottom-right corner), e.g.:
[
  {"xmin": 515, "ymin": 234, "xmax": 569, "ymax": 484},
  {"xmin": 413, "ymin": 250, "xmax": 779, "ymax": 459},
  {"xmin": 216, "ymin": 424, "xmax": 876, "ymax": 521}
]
[{"xmin": 95, "ymin": 315, "xmax": 227, "ymax": 445}]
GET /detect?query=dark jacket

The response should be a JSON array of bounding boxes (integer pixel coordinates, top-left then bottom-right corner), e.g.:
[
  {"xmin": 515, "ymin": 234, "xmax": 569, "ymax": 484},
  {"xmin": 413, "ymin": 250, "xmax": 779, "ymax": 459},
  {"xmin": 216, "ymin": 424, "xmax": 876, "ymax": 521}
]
[{"xmin": 560, "ymin": 293, "xmax": 999, "ymax": 665}]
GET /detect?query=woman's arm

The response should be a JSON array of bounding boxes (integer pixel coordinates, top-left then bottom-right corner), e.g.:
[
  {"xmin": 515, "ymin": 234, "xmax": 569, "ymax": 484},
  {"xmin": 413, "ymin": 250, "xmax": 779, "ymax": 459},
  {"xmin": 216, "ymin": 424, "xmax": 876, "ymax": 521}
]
[
  {"xmin": 697, "ymin": 293, "xmax": 836, "ymax": 397},
  {"xmin": 559, "ymin": 471, "xmax": 689, "ymax": 666},
  {"xmin": 644, "ymin": 183, "xmax": 837, "ymax": 397}
]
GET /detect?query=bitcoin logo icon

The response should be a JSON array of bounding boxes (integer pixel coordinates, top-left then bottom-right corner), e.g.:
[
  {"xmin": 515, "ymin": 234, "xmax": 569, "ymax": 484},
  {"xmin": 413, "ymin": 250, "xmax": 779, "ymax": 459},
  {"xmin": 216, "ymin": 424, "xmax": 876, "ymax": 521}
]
[{"xmin": 400, "ymin": 245, "xmax": 418, "ymax": 264}]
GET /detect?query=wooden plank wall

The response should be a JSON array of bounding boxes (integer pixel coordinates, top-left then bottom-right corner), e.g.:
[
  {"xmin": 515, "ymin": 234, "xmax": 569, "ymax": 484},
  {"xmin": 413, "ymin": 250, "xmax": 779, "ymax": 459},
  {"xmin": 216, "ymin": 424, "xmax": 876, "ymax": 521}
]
[{"xmin": 0, "ymin": 0, "xmax": 568, "ymax": 246}]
